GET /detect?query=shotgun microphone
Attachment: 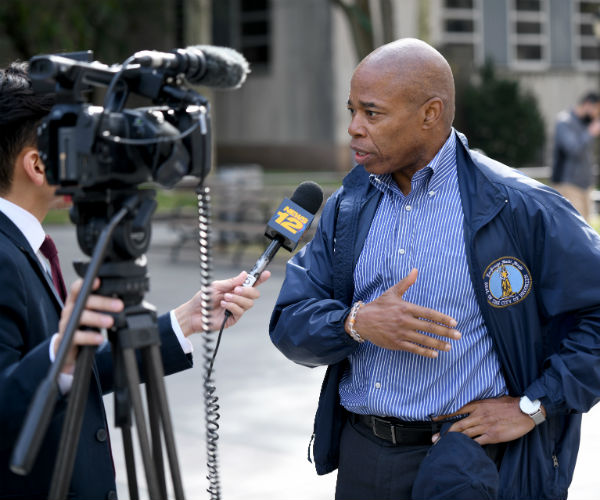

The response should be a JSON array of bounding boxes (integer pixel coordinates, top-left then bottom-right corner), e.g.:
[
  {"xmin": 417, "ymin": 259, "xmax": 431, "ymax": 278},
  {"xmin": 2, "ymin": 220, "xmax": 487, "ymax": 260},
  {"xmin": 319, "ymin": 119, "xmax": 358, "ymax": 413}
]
[{"xmin": 133, "ymin": 45, "xmax": 250, "ymax": 88}]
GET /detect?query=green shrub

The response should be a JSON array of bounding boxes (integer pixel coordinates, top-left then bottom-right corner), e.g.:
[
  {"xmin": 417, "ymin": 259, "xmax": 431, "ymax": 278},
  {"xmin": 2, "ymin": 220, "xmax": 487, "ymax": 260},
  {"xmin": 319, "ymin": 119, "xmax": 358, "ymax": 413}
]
[{"xmin": 455, "ymin": 61, "xmax": 546, "ymax": 167}]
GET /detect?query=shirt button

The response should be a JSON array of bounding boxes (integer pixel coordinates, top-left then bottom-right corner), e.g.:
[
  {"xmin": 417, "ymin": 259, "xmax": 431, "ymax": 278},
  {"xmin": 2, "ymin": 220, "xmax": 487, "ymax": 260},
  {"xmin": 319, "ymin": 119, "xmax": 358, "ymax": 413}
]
[
  {"xmin": 374, "ymin": 382, "xmax": 381, "ymax": 389},
  {"xmin": 399, "ymin": 248, "xmax": 405, "ymax": 255},
  {"xmin": 428, "ymin": 190, "xmax": 436, "ymax": 197},
  {"xmin": 95, "ymin": 428, "xmax": 108, "ymax": 442},
  {"xmin": 405, "ymin": 205, "xmax": 412, "ymax": 211}
]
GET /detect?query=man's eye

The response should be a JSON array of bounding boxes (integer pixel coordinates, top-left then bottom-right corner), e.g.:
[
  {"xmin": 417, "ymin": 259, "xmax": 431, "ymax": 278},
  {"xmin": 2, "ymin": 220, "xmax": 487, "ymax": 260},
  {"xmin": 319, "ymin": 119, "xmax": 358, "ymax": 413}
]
[
  {"xmin": 347, "ymin": 107, "xmax": 355, "ymax": 115},
  {"xmin": 366, "ymin": 110, "xmax": 377, "ymax": 117}
]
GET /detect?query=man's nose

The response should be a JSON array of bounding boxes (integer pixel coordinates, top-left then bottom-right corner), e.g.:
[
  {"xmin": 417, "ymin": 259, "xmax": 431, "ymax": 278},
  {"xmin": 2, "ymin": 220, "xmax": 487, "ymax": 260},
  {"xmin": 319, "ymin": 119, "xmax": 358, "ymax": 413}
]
[{"xmin": 348, "ymin": 114, "xmax": 366, "ymax": 137}]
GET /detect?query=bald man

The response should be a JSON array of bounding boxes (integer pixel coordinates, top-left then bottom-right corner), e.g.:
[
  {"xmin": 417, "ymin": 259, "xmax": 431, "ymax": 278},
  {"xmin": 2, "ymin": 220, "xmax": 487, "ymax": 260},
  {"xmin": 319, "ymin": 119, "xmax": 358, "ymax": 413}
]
[{"xmin": 269, "ymin": 38, "xmax": 600, "ymax": 499}]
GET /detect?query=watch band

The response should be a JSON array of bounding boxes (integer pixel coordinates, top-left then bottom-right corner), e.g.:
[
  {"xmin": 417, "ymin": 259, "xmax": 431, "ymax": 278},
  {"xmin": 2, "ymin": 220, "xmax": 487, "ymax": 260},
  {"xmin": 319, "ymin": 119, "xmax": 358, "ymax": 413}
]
[{"xmin": 529, "ymin": 407, "xmax": 546, "ymax": 426}]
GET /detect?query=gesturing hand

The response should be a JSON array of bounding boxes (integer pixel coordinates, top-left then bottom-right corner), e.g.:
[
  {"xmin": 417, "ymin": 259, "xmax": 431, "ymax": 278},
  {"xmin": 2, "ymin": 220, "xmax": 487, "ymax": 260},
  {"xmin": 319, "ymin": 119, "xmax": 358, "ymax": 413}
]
[
  {"xmin": 346, "ymin": 268, "xmax": 461, "ymax": 358},
  {"xmin": 432, "ymin": 395, "xmax": 544, "ymax": 445}
]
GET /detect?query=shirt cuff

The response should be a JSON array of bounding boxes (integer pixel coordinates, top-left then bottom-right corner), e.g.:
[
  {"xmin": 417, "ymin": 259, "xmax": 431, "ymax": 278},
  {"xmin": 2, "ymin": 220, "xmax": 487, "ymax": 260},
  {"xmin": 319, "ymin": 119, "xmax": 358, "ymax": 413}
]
[
  {"xmin": 49, "ymin": 333, "xmax": 74, "ymax": 395},
  {"xmin": 170, "ymin": 310, "xmax": 194, "ymax": 354}
]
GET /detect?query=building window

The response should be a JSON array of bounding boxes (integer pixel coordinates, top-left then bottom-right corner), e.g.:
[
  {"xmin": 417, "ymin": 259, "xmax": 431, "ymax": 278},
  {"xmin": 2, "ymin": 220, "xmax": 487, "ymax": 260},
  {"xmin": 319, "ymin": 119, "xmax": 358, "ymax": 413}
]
[
  {"xmin": 212, "ymin": 0, "xmax": 272, "ymax": 70},
  {"xmin": 573, "ymin": 0, "xmax": 600, "ymax": 68},
  {"xmin": 440, "ymin": 0, "xmax": 483, "ymax": 65},
  {"xmin": 508, "ymin": 0, "xmax": 550, "ymax": 69},
  {"xmin": 239, "ymin": 0, "xmax": 271, "ymax": 67}
]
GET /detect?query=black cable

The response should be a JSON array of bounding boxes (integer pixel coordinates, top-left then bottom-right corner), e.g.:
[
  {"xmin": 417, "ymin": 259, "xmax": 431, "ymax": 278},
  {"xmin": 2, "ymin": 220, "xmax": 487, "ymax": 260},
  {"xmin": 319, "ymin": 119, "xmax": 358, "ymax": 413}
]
[
  {"xmin": 206, "ymin": 316, "xmax": 227, "ymax": 381},
  {"xmin": 100, "ymin": 118, "xmax": 202, "ymax": 146}
]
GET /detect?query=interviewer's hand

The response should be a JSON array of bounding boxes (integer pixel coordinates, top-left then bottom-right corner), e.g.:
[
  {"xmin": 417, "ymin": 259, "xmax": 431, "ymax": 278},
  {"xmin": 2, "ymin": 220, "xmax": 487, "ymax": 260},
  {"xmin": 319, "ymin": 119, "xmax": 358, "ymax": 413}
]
[
  {"xmin": 56, "ymin": 278, "xmax": 124, "ymax": 374},
  {"xmin": 345, "ymin": 268, "xmax": 461, "ymax": 358},
  {"xmin": 432, "ymin": 395, "xmax": 545, "ymax": 445},
  {"xmin": 174, "ymin": 270, "xmax": 271, "ymax": 335}
]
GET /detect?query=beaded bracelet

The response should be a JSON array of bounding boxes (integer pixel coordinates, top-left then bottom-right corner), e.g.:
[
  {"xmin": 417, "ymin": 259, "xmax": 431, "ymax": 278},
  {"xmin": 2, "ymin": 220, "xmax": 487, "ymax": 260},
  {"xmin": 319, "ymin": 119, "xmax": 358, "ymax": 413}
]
[{"xmin": 348, "ymin": 300, "xmax": 365, "ymax": 343}]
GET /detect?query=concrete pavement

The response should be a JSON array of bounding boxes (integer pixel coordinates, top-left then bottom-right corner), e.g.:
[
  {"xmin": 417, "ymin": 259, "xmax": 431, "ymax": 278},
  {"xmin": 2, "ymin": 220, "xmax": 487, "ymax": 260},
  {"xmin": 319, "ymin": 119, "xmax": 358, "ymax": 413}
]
[{"xmin": 48, "ymin": 221, "xmax": 599, "ymax": 500}]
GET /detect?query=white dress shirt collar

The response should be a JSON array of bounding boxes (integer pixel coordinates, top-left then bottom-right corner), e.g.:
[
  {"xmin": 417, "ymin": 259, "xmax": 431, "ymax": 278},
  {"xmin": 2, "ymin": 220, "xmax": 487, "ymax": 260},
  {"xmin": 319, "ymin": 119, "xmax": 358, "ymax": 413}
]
[{"xmin": 0, "ymin": 197, "xmax": 45, "ymax": 253}]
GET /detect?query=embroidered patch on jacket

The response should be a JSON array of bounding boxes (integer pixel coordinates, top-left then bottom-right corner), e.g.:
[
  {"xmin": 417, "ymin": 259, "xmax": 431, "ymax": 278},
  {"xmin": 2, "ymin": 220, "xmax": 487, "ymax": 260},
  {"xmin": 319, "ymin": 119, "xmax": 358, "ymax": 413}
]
[{"xmin": 483, "ymin": 257, "xmax": 532, "ymax": 308}]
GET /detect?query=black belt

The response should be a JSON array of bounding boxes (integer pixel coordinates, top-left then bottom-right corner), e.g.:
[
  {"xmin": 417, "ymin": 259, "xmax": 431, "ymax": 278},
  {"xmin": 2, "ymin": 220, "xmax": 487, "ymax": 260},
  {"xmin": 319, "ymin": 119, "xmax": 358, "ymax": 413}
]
[{"xmin": 350, "ymin": 413, "xmax": 444, "ymax": 446}]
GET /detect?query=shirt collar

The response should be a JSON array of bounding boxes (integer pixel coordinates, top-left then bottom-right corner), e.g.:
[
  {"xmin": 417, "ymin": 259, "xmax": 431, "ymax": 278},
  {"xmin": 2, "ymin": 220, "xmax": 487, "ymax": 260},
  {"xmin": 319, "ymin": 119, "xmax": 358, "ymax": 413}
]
[
  {"xmin": 370, "ymin": 128, "xmax": 457, "ymax": 195},
  {"xmin": 0, "ymin": 197, "xmax": 46, "ymax": 253}
]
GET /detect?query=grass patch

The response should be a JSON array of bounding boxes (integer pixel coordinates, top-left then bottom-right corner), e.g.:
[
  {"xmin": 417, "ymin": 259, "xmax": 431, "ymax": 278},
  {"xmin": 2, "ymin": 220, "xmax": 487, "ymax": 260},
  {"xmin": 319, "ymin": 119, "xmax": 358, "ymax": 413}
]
[{"xmin": 45, "ymin": 188, "xmax": 198, "ymax": 226}]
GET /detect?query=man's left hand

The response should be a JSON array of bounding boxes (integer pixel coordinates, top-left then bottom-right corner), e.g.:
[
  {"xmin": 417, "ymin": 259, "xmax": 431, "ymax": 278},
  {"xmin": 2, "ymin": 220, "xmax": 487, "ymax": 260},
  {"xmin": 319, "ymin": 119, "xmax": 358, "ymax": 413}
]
[{"xmin": 432, "ymin": 395, "xmax": 545, "ymax": 445}]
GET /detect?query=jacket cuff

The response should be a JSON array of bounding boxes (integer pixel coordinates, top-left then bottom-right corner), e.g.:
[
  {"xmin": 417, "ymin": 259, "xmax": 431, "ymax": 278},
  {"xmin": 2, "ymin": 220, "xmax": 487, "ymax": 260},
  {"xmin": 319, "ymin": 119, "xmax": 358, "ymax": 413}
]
[{"xmin": 524, "ymin": 369, "xmax": 565, "ymax": 418}]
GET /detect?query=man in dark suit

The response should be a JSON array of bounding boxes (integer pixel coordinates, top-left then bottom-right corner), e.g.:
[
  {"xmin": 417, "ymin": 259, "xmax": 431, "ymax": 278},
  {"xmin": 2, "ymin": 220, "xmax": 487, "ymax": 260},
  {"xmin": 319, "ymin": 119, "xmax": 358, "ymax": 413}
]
[{"xmin": 0, "ymin": 61, "xmax": 267, "ymax": 499}]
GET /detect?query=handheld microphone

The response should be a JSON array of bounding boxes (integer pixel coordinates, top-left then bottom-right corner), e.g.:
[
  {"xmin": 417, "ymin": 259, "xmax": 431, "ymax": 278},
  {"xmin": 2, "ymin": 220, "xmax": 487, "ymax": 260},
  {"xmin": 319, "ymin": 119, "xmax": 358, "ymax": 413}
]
[
  {"xmin": 210, "ymin": 181, "xmax": 322, "ymax": 373},
  {"xmin": 133, "ymin": 45, "xmax": 250, "ymax": 89},
  {"xmin": 241, "ymin": 181, "xmax": 324, "ymax": 289}
]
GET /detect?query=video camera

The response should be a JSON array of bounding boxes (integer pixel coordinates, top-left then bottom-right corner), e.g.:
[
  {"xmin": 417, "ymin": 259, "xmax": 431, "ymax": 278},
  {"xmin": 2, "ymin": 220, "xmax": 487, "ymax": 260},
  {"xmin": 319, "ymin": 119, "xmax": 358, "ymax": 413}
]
[{"xmin": 29, "ymin": 46, "xmax": 248, "ymax": 258}]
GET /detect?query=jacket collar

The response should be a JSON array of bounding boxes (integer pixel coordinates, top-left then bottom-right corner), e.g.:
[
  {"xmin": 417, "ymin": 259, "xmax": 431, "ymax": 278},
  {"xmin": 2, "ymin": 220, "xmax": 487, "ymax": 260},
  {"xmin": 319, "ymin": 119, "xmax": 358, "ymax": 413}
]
[
  {"xmin": 341, "ymin": 130, "xmax": 508, "ymax": 241},
  {"xmin": 454, "ymin": 131, "xmax": 508, "ymax": 234}
]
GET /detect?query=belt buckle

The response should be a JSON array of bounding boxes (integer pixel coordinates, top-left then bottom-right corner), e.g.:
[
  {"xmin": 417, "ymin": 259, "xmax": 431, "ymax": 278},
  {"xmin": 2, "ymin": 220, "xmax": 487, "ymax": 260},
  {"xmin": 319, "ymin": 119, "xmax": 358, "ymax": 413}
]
[{"xmin": 370, "ymin": 416, "xmax": 397, "ymax": 445}]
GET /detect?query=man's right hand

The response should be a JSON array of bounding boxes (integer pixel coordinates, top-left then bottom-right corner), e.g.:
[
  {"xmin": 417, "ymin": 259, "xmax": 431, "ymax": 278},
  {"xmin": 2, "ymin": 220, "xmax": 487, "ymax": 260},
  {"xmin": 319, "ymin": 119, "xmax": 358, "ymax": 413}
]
[
  {"xmin": 345, "ymin": 269, "xmax": 461, "ymax": 358},
  {"xmin": 55, "ymin": 278, "xmax": 124, "ymax": 374}
]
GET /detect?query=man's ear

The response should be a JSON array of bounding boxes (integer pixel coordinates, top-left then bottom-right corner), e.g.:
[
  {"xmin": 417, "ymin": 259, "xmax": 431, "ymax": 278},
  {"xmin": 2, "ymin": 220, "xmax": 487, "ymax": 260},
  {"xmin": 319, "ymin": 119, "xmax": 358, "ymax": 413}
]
[
  {"xmin": 421, "ymin": 97, "xmax": 443, "ymax": 129},
  {"xmin": 21, "ymin": 148, "xmax": 47, "ymax": 187}
]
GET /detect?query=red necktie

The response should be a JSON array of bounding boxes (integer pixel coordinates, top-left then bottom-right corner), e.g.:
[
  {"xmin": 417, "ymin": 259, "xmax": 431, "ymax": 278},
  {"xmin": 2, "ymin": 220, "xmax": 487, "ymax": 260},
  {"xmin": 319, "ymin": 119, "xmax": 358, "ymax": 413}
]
[{"xmin": 40, "ymin": 235, "xmax": 67, "ymax": 302}]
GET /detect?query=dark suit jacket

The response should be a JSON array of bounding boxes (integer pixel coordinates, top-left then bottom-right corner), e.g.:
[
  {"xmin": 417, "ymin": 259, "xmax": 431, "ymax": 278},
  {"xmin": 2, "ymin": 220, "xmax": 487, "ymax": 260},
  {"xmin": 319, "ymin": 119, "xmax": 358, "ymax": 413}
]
[{"xmin": 0, "ymin": 212, "xmax": 193, "ymax": 499}]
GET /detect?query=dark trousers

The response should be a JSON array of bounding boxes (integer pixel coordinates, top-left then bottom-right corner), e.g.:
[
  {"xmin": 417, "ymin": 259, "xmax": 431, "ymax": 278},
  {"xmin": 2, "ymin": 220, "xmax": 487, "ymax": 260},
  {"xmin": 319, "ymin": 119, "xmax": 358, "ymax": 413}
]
[{"xmin": 335, "ymin": 416, "xmax": 504, "ymax": 500}]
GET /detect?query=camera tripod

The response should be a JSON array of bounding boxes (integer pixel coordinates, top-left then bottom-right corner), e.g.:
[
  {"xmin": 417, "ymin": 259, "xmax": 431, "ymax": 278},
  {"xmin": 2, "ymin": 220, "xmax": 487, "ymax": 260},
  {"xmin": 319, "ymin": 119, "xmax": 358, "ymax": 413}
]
[
  {"xmin": 57, "ymin": 190, "xmax": 186, "ymax": 500},
  {"xmin": 11, "ymin": 189, "xmax": 187, "ymax": 500}
]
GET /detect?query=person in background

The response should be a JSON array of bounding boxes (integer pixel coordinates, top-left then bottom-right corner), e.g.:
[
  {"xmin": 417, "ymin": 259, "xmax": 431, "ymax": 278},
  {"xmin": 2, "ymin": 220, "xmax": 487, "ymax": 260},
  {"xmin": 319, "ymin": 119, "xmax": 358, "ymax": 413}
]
[
  {"xmin": 0, "ymin": 61, "xmax": 269, "ymax": 499},
  {"xmin": 551, "ymin": 91, "xmax": 600, "ymax": 221}
]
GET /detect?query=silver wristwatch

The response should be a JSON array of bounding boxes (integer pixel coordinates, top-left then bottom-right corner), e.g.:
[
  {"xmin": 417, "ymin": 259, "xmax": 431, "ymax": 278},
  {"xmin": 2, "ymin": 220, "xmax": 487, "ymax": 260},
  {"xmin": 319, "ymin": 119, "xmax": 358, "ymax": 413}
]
[{"xmin": 519, "ymin": 395, "xmax": 545, "ymax": 425}]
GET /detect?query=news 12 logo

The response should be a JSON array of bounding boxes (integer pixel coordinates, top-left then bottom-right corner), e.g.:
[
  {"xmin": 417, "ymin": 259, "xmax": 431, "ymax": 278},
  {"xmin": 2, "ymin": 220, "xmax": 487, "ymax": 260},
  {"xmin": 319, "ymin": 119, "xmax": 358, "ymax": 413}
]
[{"xmin": 265, "ymin": 198, "xmax": 316, "ymax": 251}]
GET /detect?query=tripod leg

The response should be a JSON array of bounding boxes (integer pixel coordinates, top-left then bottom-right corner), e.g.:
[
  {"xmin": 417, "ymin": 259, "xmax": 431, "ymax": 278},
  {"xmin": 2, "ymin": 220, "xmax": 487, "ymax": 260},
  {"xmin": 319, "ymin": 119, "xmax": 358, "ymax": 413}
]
[
  {"xmin": 49, "ymin": 345, "xmax": 96, "ymax": 500},
  {"xmin": 116, "ymin": 349, "xmax": 140, "ymax": 500},
  {"xmin": 121, "ymin": 426, "xmax": 139, "ymax": 500},
  {"xmin": 145, "ymin": 369, "xmax": 168, "ymax": 499},
  {"xmin": 111, "ymin": 333, "xmax": 140, "ymax": 500},
  {"xmin": 121, "ymin": 348, "xmax": 163, "ymax": 499},
  {"xmin": 144, "ymin": 345, "xmax": 186, "ymax": 500}
]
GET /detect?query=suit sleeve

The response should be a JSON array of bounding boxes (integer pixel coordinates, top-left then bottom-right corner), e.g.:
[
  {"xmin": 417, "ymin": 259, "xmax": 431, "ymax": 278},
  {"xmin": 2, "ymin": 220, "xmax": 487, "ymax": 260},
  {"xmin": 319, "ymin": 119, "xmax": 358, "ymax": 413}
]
[{"xmin": 269, "ymin": 196, "xmax": 359, "ymax": 368}]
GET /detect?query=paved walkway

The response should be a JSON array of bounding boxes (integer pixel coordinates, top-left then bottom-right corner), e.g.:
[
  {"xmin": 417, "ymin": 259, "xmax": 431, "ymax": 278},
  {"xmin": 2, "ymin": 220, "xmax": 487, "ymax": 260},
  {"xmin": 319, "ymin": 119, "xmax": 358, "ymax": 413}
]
[{"xmin": 49, "ymin": 221, "xmax": 599, "ymax": 499}]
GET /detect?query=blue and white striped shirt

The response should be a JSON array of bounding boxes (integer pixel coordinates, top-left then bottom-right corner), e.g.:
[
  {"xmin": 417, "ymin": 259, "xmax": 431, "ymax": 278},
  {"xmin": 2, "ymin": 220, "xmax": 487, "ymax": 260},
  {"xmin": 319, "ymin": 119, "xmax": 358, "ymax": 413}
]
[{"xmin": 339, "ymin": 131, "xmax": 507, "ymax": 420}]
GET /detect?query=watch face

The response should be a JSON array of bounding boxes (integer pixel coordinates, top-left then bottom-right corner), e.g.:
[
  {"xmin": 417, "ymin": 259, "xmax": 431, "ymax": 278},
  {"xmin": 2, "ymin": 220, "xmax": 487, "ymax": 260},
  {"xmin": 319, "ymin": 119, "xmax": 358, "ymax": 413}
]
[{"xmin": 520, "ymin": 397, "xmax": 540, "ymax": 414}]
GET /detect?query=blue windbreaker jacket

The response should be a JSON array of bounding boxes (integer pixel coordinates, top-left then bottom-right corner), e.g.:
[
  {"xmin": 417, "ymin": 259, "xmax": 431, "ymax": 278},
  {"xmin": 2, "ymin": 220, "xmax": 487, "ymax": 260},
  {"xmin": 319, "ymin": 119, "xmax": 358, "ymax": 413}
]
[{"xmin": 269, "ymin": 133, "xmax": 600, "ymax": 499}]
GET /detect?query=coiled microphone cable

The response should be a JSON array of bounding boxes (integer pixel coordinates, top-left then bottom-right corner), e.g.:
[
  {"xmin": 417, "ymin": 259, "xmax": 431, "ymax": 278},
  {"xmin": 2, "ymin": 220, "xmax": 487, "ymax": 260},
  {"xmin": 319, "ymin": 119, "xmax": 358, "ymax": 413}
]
[{"xmin": 195, "ymin": 185, "xmax": 223, "ymax": 500}]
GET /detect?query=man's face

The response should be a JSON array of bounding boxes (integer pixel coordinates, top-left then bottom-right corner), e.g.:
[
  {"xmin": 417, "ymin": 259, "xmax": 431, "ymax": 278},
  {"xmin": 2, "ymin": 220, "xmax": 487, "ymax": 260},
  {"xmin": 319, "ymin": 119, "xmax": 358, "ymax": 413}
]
[{"xmin": 347, "ymin": 64, "xmax": 425, "ymax": 177}]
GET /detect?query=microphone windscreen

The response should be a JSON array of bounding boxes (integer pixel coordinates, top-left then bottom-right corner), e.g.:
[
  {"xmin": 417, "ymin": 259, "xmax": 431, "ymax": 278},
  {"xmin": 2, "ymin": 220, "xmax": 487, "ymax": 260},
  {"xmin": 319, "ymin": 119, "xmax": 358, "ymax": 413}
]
[
  {"xmin": 290, "ymin": 181, "xmax": 324, "ymax": 215},
  {"xmin": 190, "ymin": 45, "xmax": 250, "ymax": 89}
]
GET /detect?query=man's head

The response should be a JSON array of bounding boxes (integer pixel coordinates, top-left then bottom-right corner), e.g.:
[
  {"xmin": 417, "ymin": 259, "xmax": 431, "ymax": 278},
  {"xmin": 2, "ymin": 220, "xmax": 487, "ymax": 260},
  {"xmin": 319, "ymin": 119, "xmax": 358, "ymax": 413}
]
[
  {"xmin": 0, "ymin": 62, "xmax": 56, "ymax": 217},
  {"xmin": 347, "ymin": 38, "xmax": 455, "ymax": 191},
  {"xmin": 576, "ymin": 92, "xmax": 600, "ymax": 124}
]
